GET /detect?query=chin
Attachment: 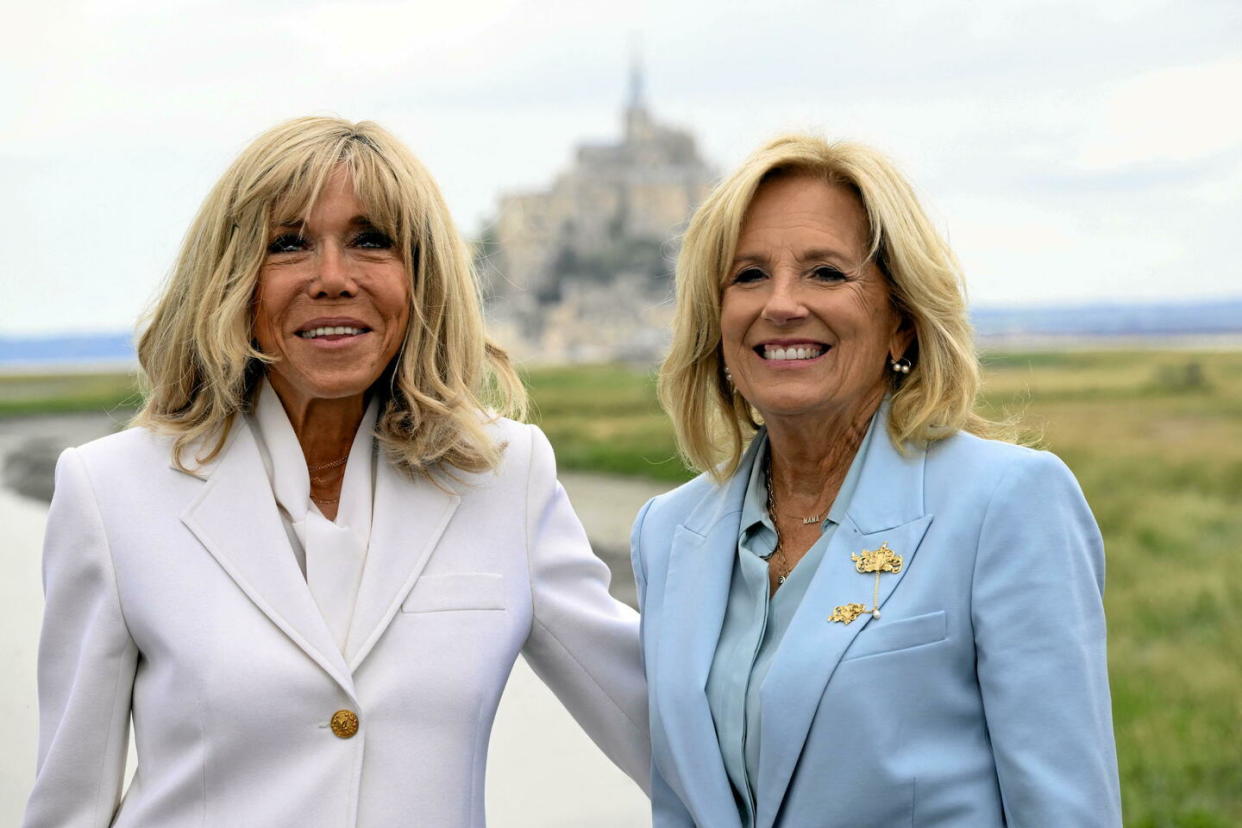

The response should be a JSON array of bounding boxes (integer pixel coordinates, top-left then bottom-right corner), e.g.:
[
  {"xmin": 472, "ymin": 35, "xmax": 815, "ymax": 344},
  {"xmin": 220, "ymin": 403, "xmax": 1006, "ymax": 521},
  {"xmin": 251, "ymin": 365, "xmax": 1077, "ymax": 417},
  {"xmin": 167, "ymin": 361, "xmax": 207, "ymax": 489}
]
[
  {"xmin": 273, "ymin": 368, "xmax": 381, "ymax": 404},
  {"xmin": 753, "ymin": 396, "xmax": 831, "ymax": 419},
  {"xmin": 313, "ymin": 377, "xmax": 379, "ymax": 400}
]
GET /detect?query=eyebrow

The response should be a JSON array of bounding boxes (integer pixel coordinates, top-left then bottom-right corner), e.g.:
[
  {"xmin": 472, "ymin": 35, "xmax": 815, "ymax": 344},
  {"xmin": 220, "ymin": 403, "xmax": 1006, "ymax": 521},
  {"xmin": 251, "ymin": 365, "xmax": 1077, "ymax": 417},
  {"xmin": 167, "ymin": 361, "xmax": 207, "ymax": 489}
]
[{"xmin": 731, "ymin": 247, "xmax": 855, "ymax": 268}]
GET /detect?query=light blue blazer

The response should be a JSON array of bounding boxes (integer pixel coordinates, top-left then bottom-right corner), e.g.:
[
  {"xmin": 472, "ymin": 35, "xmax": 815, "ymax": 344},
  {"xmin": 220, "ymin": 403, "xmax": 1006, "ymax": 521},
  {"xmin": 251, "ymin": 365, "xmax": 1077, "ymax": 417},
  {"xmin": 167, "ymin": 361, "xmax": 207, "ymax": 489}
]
[{"xmin": 631, "ymin": 424, "xmax": 1122, "ymax": 827}]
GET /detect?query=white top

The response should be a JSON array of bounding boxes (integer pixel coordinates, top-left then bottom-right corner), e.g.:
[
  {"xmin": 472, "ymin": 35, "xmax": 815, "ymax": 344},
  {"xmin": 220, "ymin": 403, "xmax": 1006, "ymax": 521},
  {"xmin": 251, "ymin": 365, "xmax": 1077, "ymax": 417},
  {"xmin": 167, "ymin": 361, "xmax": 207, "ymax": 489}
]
[{"xmin": 250, "ymin": 379, "xmax": 378, "ymax": 654}]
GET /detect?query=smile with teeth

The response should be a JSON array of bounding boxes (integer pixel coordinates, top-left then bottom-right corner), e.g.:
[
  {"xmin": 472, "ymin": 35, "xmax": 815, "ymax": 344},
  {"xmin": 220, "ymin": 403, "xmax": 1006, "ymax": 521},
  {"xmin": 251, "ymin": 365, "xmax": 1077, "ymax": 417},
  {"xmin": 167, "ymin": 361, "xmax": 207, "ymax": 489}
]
[
  {"xmin": 759, "ymin": 344, "xmax": 828, "ymax": 361},
  {"xmin": 297, "ymin": 326, "xmax": 368, "ymax": 339}
]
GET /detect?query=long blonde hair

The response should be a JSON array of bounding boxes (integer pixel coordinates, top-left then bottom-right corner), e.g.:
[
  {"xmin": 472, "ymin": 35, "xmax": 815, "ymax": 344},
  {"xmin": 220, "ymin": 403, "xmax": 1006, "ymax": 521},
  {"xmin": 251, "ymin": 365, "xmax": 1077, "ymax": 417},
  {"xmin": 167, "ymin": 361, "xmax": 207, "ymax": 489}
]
[
  {"xmin": 660, "ymin": 134, "xmax": 1002, "ymax": 481},
  {"xmin": 134, "ymin": 116, "xmax": 526, "ymax": 475}
]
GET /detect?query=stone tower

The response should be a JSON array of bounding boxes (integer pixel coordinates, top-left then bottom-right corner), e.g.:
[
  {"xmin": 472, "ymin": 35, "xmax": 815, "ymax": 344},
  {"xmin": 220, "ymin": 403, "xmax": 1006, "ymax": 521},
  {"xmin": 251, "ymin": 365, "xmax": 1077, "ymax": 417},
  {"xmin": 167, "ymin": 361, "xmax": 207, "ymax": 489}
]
[{"xmin": 486, "ymin": 59, "xmax": 715, "ymax": 361}]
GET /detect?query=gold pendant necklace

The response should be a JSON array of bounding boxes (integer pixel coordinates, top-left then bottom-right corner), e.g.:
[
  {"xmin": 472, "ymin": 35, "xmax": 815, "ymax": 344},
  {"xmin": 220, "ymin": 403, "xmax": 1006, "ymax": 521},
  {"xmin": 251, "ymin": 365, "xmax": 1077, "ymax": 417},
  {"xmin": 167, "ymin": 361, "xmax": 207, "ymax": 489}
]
[{"xmin": 765, "ymin": 452, "xmax": 835, "ymax": 586}]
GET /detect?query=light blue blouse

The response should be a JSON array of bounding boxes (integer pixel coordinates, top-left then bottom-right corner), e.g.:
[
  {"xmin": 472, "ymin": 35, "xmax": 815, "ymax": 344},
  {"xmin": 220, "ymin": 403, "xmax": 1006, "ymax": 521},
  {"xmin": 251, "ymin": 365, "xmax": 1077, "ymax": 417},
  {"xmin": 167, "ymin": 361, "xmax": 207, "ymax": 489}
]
[{"xmin": 704, "ymin": 415, "xmax": 877, "ymax": 825}]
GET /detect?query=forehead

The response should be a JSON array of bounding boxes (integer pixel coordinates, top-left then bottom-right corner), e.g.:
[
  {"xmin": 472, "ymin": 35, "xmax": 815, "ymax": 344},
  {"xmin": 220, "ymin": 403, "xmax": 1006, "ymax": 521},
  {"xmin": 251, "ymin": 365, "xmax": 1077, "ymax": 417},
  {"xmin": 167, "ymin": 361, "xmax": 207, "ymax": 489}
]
[
  {"xmin": 305, "ymin": 167, "xmax": 366, "ymax": 218},
  {"xmin": 737, "ymin": 174, "xmax": 868, "ymax": 254}
]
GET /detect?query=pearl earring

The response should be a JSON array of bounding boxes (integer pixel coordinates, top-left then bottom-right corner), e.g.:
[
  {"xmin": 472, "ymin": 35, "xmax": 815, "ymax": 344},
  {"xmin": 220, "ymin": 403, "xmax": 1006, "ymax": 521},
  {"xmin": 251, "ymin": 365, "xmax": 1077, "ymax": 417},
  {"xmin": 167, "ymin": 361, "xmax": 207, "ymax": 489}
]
[{"xmin": 890, "ymin": 357, "xmax": 912, "ymax": 375}]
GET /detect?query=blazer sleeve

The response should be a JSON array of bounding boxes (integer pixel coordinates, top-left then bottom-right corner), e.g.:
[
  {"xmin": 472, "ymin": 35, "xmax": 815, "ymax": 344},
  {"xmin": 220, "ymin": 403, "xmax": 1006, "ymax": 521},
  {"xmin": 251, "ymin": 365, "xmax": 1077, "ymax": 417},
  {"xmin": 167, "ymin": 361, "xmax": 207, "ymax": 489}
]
[
  {"xmin": 629, "ymin": 497, "xmax": 653, "ymax": 611},
  {"xmin": 23, "ymin": 448, "xmax": 138, "ymax": 828},
  {"xmin": 972, "ymin": 450, "xmax": 1122, "ymax": 827},
  {"xmin": 519, "ymin": 424, "xmax": 652, "ymax": 793},
  {"xmin": 630, "ymin": 499, "xmax": 697, "ymax": 827}
]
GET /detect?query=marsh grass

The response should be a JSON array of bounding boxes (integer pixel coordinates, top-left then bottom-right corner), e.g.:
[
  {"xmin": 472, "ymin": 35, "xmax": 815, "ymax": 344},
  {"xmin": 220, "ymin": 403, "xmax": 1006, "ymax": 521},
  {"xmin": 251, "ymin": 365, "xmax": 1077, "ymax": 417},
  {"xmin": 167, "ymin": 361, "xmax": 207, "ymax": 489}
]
[
  {"xmin": 0, "ymin": 372, "xmax": 142, "ymax": 418},
  {"xmin": 524, "ymin": 364, "xmax": 688, "ymax": 480},
  {"xmin": 977, "ymin": 351, "xmax": 1242, "ymax": 826},
  {"xmin": 3, "ymin": 350, "xmax": 1239, "ymax": 824}
]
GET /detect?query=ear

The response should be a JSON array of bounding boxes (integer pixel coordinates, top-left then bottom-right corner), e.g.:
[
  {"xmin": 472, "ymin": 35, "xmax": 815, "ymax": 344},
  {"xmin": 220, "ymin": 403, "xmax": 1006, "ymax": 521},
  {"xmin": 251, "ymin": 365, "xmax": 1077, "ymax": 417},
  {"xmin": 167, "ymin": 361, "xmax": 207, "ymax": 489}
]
[{"xmin": 888, "ymin": 315, "xmax": 916, "ymax": 363}]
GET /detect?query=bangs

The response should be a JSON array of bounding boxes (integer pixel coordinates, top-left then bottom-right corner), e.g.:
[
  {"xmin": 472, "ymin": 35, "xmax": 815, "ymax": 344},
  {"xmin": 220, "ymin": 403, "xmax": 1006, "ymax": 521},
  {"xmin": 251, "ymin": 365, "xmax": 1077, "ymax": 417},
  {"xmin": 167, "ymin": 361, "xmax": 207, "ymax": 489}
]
[
  {"xmin": 258, "ymin": 135, "xmax": 407, "ymax": 243},
  {"xmin": 346, "ymin": 142, "xmax": 409, "ymax": 241}
]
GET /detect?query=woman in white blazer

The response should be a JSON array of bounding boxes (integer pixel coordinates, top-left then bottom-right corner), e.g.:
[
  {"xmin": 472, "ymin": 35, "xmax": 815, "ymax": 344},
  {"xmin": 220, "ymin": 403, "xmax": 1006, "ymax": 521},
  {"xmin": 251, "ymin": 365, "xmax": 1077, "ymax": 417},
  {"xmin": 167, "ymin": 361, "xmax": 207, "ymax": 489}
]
[
  {"xmin": 632, "ymin": 136, "xmax": 1120, "ymax": 826},
  {"xmin": 24, "ymin": 117, "xmax": 648, "ymax": 827}
]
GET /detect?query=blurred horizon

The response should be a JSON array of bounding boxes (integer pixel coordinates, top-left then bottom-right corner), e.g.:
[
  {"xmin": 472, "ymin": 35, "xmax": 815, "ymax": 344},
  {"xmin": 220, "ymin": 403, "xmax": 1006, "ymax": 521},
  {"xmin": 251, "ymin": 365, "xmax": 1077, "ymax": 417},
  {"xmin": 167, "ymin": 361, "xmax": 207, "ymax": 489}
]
[{"xmin": 3, "ymin": 294, "xmax": 1241, "ymax": 356}]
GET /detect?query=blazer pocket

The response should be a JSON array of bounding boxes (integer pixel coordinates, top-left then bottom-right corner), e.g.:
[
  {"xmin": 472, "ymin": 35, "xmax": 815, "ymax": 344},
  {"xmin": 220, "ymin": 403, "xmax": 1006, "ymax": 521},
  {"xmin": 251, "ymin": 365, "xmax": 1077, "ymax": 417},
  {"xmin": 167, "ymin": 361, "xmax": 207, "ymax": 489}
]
[
  {"xmin": 401, "ymin": 573, "xmax": 506, "ymax": 613},
  {"xmin": 842, "ymin": 610, "xmax": 946, "ymax": 661}
]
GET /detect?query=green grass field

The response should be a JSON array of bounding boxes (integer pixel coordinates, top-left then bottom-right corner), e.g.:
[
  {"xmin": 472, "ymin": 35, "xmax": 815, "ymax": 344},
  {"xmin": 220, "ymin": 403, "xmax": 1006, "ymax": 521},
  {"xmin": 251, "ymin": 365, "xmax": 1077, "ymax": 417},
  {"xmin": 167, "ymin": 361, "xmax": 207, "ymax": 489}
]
[
  {"xmin": 0, "ymin": 372, "xmax": 144, "ymax": 418},
  {"xmin": 3, "ymin": 350, "xmax": 1240, "ymax": 825},
  {"xmin": 976, "ymin": 351, "xmax": 1242, "ymax": 827}
]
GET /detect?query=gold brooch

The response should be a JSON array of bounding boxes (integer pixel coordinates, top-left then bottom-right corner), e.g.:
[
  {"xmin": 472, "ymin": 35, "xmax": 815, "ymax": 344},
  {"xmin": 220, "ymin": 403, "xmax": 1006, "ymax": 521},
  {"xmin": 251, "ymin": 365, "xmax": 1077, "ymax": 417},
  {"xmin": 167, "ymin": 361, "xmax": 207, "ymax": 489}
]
[
  {"xmin": 851, "ymin": 543, "xmax": 904, "ymax": 574},
  {"xmin": 830, "ymin": 542, "xmax": 904, "ymax": 624},
  {"xmin": 828, "ymin": 603, "xmax": 866, "ymax": 624}
]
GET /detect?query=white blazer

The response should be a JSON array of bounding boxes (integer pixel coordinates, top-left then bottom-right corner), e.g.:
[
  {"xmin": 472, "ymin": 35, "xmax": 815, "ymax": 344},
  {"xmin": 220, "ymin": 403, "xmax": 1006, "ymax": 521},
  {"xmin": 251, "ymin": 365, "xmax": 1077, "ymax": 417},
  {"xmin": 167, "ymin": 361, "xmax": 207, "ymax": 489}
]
[{"xmin": 24, "ymin": 417, "xmax": 649, "ymax": 827}]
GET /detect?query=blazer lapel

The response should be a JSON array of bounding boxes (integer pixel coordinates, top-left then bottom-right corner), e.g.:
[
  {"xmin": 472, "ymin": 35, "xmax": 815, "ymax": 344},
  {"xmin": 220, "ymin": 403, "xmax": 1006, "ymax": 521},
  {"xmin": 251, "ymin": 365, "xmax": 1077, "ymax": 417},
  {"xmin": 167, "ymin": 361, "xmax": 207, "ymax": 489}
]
[
  {"xmin": 653, "ymin": 443, "xmax": 759, "ymax": 828},
  {"xmin": 180, "ymin": 421, "xmax": 355, "ymax": 698},
  {"xmin": 344, "ymin": 457, "xmax": 460, "ymax": 670},
  {"xmin": 754, "ymin": 428, "xmax": 933, "ymax": 828}
]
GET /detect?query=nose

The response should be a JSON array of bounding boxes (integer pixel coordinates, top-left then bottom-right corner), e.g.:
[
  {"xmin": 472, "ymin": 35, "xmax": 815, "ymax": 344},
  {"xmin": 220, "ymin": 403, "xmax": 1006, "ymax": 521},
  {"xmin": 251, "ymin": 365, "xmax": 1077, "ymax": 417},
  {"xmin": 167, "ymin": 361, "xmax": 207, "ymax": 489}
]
[
  {"xmin": 760, "ymin": 274, "xmax": 808, "ymax": 325},
  {"xmin": 310, "ymin": 243, "xmax": 357, "ymax": 298}
]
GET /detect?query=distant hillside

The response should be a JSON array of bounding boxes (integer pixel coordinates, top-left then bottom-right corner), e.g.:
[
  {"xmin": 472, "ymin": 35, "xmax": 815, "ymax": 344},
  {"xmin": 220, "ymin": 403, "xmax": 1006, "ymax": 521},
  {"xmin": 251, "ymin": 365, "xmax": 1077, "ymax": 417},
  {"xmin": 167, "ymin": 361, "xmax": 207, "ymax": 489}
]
[
  {"xmin": 972, "ymin": 298, "xmax": 1242, "ymax": 338},
  {"xmin": 0, "ymin": 332, "xmax": 136, "ymax": 366}
]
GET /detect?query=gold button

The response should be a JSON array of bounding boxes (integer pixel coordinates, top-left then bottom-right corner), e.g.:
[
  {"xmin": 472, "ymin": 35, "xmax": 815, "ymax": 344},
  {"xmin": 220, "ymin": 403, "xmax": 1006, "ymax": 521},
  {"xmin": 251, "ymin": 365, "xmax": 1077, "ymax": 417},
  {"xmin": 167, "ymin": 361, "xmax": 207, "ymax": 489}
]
[{"xmin": 330, "ymin": 709, "xmax": 359, "ymax": 739}]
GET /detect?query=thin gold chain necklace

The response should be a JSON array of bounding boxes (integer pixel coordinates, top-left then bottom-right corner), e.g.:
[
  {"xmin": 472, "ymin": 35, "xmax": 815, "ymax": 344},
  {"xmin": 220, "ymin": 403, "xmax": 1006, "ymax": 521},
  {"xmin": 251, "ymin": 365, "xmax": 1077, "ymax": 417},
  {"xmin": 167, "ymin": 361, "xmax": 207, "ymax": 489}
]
[
  {"xmin": 764, "ymin": 456, "xmax": 797, "ymax": 586},
  {"xmin": 307, "ymin": 455, "xmax": 349, "ymax": 473}
]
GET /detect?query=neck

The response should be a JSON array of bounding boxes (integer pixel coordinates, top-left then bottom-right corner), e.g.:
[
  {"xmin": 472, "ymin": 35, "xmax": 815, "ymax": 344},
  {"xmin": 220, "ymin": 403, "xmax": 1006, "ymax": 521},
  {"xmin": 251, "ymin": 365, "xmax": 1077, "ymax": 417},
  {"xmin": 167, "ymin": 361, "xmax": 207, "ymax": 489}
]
[
  {"xmin": 764, "ymin": 388, "xmax": 884, "ymax": 503},
  {"xmin": 268, "ymin": 383, "xmax": 367, "ymax": 470}
]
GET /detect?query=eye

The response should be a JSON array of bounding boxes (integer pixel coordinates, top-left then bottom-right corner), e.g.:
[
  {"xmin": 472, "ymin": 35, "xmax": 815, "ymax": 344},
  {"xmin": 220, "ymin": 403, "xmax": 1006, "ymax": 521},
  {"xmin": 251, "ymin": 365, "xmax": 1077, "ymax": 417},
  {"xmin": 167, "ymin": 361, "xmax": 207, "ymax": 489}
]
[
  {"xmin": 811, "ymin": 265, "xmax": 847, "ymax": 282},
  {"xmin": 266, "ymin": 233, "xmax": 307, "ymax": 254},
  {"xmin": 731, "ymin": 267, "xmax": 766, "ymax": 284},
  {"xmin": 352, "ymin": 230, "xmax": 394, "ymax": 249}
]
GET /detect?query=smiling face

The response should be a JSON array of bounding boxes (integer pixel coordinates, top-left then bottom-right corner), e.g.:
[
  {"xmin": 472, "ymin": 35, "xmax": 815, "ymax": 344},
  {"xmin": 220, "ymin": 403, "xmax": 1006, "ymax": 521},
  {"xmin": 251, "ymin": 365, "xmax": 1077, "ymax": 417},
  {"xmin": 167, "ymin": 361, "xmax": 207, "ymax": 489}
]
[
  {"xmin": 253, "ymin": 166, "xmax": 411, "ymax": 412},
  {"xmin": 720, "ymin": 173, "xmax": 910, "ymax": 429}
]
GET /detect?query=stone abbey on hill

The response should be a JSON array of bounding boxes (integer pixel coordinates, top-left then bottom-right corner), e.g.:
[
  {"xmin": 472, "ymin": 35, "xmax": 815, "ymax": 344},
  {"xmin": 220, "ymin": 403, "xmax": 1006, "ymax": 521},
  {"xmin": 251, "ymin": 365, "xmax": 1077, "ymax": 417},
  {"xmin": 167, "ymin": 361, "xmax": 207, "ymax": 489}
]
[{"xmin": 483, "ymin": 62, "xmax": 715, "ymax": 363}]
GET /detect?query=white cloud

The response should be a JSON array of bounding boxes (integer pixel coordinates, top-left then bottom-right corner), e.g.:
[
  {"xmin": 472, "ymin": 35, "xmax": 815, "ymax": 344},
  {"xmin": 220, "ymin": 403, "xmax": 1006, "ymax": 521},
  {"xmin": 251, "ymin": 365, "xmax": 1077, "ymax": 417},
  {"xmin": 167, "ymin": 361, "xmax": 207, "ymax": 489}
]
[{"xmin": 1077, "ymin": 57, "xmax": 1242, "ymax": 169}]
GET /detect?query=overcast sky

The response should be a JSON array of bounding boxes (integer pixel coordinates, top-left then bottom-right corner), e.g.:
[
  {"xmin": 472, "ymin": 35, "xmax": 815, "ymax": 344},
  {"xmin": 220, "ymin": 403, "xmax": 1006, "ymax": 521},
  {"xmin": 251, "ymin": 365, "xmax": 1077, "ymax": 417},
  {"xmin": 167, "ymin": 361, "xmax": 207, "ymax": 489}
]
[{"xmin": 2, "ymin": 0, "xmax": 1239, "ymax": 335}]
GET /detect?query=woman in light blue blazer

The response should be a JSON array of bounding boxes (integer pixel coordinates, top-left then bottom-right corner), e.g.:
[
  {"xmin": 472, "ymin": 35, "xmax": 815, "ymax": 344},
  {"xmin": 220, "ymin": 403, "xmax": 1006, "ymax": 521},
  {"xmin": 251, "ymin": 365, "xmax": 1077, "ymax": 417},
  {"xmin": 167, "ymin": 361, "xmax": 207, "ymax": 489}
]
[{"xmin": 631, "ymin": 135, "xmax": 1122, "ymax": 827}]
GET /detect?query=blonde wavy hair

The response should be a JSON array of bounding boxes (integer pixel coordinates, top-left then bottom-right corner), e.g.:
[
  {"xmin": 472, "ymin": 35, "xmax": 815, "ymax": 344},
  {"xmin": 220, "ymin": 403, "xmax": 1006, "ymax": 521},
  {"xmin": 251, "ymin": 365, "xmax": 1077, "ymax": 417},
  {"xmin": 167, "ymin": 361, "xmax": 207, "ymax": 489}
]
[
  {"xmin": 660, "ymin": 134, "xmax": 1003, "ymax": 482},
  {"xmin": 134, "ymin": 116, "xmax": 526, "ymax": 476}
]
